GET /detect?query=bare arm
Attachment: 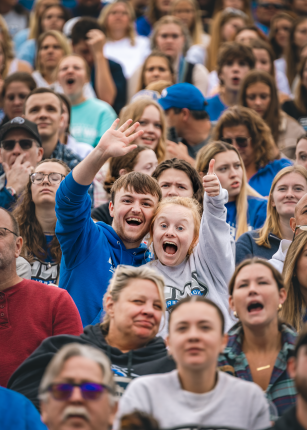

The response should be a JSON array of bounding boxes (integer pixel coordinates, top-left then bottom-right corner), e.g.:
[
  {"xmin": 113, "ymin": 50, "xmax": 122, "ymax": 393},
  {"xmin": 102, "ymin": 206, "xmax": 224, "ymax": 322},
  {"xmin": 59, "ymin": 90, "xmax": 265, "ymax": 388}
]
[
  {"xmin": 72, "ymin": 119, "xmax": 143, "ymax": 185},
  {"xmin": 86, "ymin": 30, "xmax": 116, "ymax": 105}
]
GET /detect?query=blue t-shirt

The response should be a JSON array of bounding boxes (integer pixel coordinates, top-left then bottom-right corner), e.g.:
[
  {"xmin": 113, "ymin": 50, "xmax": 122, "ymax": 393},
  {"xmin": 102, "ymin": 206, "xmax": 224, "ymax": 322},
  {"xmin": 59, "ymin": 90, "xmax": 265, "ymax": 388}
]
[
  {"xmin": 206, "ymin": 94, "xmax": 227, "ymax": 123},
  {"xmin": 17, "ymin": 38, "xmax": 36, "ymax": 68},
  {"xmin": 31, "ymin": 235, "xmax": 59, "ymax": 285},
  {"xmin": 226, "ymin": 196, "xmax": 267, "ymax": 240},
  {"xmin": 249, "ymin": 159, "xmax": 293, "ymax": 197},
  {"xmin": 136, "ymin": 15, "xmax": 152, "ymax": 36}
]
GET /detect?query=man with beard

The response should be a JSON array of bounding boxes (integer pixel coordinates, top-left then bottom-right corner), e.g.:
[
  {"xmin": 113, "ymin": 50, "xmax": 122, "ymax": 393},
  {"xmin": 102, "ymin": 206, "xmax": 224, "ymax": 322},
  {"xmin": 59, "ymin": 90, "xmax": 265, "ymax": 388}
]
[
  {"xmin": 39, "ymin": 343, "xmax": 117, "ymax": 430},
  {"xmin": 272, "ymin": 325, "xmax": 307, "ymax": 429},
  {"xmin": 55, "ymin": 119, "xmax": 162, "ymax": 327}
]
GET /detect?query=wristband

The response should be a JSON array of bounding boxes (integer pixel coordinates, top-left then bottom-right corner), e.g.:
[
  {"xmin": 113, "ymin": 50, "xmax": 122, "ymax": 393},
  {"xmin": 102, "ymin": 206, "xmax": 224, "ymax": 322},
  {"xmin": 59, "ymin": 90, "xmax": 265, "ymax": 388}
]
[{"xmin": 6, "ymin": 187, "xmax": 17, "ymax": 197}]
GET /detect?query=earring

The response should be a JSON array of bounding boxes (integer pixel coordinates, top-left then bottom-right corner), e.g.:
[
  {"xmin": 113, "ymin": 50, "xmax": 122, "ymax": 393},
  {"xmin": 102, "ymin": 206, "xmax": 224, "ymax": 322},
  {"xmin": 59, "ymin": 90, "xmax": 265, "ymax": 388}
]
[
  {"xmin": 278, "ymin": 304, "xmax": 282, "ymax": 311},
  {"xmin": 233, "ymin": 311, "xmax": 238, "ymax": 318}
]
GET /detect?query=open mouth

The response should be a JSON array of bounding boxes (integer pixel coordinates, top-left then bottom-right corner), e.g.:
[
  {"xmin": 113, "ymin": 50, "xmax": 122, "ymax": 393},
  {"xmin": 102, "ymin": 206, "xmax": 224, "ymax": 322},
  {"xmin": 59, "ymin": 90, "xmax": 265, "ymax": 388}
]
[
  {"xmin": 126, "ymin": 217, "xmax": 142, "ymax": 227},
  {"xmin": 66, "ymin": 78, "xmax": 75, "ymax": 85},
  {"xmin": 163, "ymin": 241, "xmax": 178, "ymax": 255},
  {"xmin": 231, "ymin": 181, "xmax": 240, "ymax": 188},
  {"xmin": 142, "ymin": 136, "xmax": 155, "ymax": 143},
  {"xmin": 247, "ymin": 302, "xmax": 264, "ymax": 313},
  {"xmin": 232, "ymin": 77, "xmax": 240, "ymax": 85}
]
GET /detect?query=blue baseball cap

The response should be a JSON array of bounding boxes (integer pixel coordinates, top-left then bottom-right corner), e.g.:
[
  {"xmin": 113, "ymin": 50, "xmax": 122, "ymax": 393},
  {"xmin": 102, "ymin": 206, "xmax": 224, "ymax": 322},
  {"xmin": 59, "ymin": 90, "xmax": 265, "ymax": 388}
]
[{"xmin": 158, "ymin": 83, "xmax": 207, "ymax": 111}]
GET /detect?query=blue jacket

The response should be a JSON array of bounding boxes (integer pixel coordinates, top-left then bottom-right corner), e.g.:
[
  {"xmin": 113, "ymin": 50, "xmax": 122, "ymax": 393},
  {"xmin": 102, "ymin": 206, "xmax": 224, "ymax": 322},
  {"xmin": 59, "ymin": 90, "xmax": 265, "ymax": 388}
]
[
  {"xmin": 1, "ymin": 387, "xmax": 47, "ymax": 430},
  {"xmin": 136, "ymin": 15, "xmax": 152, "ymax": 36},
  {"xmin": 55, "ymin": 172, "xmax": 151, "ymax": 327},
  {"xmin": 226, "ymin": 196, "xmax": 267, "ymax": 240},
  {"xmin": 206, "ymin": 94, "xmax": 227, "ymax": 123},
  {"xmin": 235, "ymin": 230, "xmax": 281, "ymax": 266},
  {"xmin": 249, "ymin": 159, "xmax": 293, "ymax": 197}
]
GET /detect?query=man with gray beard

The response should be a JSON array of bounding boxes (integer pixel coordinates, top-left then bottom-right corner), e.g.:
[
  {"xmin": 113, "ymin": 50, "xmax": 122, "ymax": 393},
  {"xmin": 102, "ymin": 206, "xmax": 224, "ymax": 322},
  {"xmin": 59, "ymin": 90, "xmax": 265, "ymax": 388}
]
[{"xmin": 39, "ymin": 344, "xmax": 117, "ymax": 430}]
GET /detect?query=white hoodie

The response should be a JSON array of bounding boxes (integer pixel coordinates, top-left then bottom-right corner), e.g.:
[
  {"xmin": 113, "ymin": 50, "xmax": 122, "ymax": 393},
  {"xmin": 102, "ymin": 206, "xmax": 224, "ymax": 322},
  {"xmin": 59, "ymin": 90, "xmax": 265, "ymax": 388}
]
[
  {"xmin": 268, "ymin": 239, "xmax": 292, "ymax": 273},
  {"xmin": 146, "ymin": 186, "xmax": 235, "ymax": 331}
]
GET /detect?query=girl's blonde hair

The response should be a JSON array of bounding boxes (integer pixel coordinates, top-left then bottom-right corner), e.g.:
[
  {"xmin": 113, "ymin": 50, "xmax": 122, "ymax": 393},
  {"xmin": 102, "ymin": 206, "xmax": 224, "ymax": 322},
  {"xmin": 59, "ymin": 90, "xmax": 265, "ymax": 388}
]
[
  {"xmin": 101, "ymin": 265, "xmax": 166, "ymax": 334},
  {"xmin": 28, "ymin": 0, "xmax": 60, "ymax": 40},
  {"xmin": 136, "ymin": 50, "xmax": 175, "ymax": 93},
  {"xmin": 171, "ymin": 0, "xmax": 204, "ymax": 45},
  {"xmin": 206, "ymin": 9, "xmax": 249, "ymax": 72},
  {"xmin": 118, "ymin": 98, "xmax": 166, "ymax": 163},
  {"xmin": 98, "ymin": 1, "xmax": 136, "ymax": 46},
  {"xmin": 149, "ymin": 197, "xmax": 201, "ymax": 258},
  {"xmin": 196, "ymin": 141, "xmax": 261, "ymax": 240},
  {"xmin": 0, "ymin": 16, "xmax": 14, "ymax": 61},
  {"xmin": 151, "ymin": 15, "xmax": 191, "ymax": 57},
  {"xmin": 256, "ymin": 165, "xmax": 307, "ymax": 248},
  {"xmin": 36, "ymin": 30, "xmax": 71, "ymax": 75},
  {"xmin": 282, "ymin": 231, "xmax": 307, "ymax": 332}
]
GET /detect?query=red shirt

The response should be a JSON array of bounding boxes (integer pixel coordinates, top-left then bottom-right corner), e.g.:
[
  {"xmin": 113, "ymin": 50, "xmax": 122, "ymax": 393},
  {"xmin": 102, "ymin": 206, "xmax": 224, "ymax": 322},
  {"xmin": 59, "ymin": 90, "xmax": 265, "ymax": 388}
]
[{"xmin": 0, "ymin": 279, "xmax": 83, "ymax": 387}]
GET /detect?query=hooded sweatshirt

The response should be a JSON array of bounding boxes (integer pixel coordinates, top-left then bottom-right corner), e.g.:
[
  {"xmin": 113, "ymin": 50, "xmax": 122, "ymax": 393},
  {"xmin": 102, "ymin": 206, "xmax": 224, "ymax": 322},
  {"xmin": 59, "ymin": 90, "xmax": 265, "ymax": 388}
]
[
  {"xmin": 146, "ymin": 187, "xmax": 235, "ymax": 331},
  {"xmin": 55, "ymin": 172, "xmax": 151, "ymax": 327},
  {"xmin": 269, "ymin": 239, "xmax": 292, "ymax": 273},
  {"xmin": 7, "ymin": 324, "xmax": 175, "ymax": 410}
]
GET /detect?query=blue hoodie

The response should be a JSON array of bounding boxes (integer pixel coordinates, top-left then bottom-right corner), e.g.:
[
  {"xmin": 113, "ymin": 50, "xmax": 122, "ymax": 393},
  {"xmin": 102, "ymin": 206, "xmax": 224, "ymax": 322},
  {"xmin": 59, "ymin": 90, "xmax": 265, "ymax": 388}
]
[
  {"xmin": 1, "ymin": 387, "xmax": 47, "ymax": 430},
  {"xmin": 226, "ymin": 196, "xmax": 267, "ymax": 240},
  {"xmin": 249, "ymin": 159, "xmax": 293, "ymax": 197},
  {"xmin": 55, "ymin": 172, "xmax": 151, "ymax": 327}
]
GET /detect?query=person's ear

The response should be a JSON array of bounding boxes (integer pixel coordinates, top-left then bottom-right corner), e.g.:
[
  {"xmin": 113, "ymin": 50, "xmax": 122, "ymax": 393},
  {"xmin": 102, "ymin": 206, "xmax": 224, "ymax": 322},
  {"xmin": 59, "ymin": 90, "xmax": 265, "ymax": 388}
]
[
  {"xmin": 109, "ymin": 201, "xmax": 114, "ymax": 218},
  {"xmin": 108, "ymin": 401, "xmax": 118, "ymax": 427},
  {"xmin": 290, "ymin": 217, "xmax": 297, "ymax": 233},
  {"xmin": 105, "ymin": 295, "xmax": 115, "ymax": 318},
  {"xmin": 0, "ymin": 149, "xmax": 3, "ymax": 164},
  {"xmin": 279, "ymin": 287, "xmax": 287, "ymax": 305},
  {"xmin": 181, "ymin": 108, "xmax": 190, "ymax": 121},
  {"xmin": 271, "ymin": 196, "xmax": 276, "ymax": 208},
  {"xmin": 15, "ymin": 236, "xmax": 23, "ymax": 258},
  {"xmin": 287, "ymin": 356, "xmax": 296, "ymax": 379},
  {"xmin": 59, "ymin": 112, "xmax": 65, "ymax": 129},
  {"xmin": 229, "ymin": 295, "xmax": 235, "ymax": 312},
  {"xmin": 37, "ymin": 147, "xmax": 44, "ymax": 162},
  {"xmin": 40, "ymin": 401, "xmax": 48, "ymax": 425},
  {"xmin": 119, "ymin": 169, "xmax": 127, "ymax": 176},
  {"xmin": 165, "ymin": 335, "xmax": 172, "ymax": 355}
]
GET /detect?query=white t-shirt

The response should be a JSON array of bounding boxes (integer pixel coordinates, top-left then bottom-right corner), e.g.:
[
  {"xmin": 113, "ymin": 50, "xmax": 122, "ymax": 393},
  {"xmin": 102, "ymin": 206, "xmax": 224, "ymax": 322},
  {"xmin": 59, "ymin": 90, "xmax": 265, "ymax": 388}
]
[
  {"xmin": 115, "ymin": 370, "xmax": 271, "ymax": 430},
  {"xmin": 103, "ymin": 36, "xmax": 151, "ymax": 78}
]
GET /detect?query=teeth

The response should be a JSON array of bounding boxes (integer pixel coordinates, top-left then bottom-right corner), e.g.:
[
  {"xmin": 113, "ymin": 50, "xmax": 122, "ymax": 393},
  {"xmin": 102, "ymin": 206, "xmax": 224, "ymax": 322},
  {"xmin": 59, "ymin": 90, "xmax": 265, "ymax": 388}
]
[
  {"xmin": 164, "ymin": 241, "xmax": 177, "ymax": 245},
  {"xmin": 127, "ymin": 218, "xmax": 141, "ymax": 222}
]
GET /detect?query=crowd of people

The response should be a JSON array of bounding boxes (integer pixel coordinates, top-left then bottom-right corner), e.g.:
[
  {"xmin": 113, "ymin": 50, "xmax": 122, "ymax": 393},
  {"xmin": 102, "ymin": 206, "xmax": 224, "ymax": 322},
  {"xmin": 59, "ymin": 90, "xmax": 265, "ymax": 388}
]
[{"xmin": 2, "ymin": 0, "xmax": 307, "ymax": 429}]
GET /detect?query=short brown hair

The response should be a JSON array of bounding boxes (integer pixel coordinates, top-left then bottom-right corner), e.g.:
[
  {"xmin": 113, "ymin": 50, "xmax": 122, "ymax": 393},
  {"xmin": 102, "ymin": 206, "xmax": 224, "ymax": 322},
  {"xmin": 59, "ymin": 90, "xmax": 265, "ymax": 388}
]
[
  {"xmin": 24, "ymin": 87, "xmax": 63, "ymax": 113},
  {"xmin": 2, "ymin": 72, "xmax": 36, "ymax": 99},
  {"xmin": 217, "ymin": 42, "xmax": 255, "ymax": 78},
  {"xmin": 110, "ymin": 171, "xmax": 162, "ymax": 204}
]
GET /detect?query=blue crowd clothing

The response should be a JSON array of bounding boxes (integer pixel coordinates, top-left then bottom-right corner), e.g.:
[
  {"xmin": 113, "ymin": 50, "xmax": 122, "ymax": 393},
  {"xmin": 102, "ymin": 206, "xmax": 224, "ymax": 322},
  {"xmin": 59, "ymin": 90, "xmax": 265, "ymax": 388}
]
[
  {"xmin": 226, "ymin": 196, "xmax": 267, "ymax": 240},
  {"xmin": 249, "ymin": 159, "xmax": 293, "ymax": 197},
  {"xmin": 55, "ymin": 172, "xmax": 152, "ymax": 327},
  {"xmin": 205, "ymin": 94, "xmax": 228, "ymax": 123},
  {"xmin": 0, "ymin": 387, "xmax": 47, "ymax": 430},
  {"xmin": 236, "ymin": 230, "xmax": 281, "ymax": 266},
  {"xmin": 136, "ymin": 15, "xmax": 152, "ymax": 36},
  {"xmin": 17, "ymin": 38, "xmax": 36, "ymax": 68}
]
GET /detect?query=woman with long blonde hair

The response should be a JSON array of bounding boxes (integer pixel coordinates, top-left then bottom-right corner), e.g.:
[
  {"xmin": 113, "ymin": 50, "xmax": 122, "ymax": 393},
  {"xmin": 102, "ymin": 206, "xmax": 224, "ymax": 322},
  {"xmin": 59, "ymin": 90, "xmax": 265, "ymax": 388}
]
[
  {"xmin": 282, "ymin": 231, "xmax": 307, "ymax": 331},
  {"xmin": 206, "ymin": 8, "xmax": 249, "ymax": 72},
  {"xmin": 236, "ymin": 165, "xmax": 307, "ymax": 265},
  {"xmin": 98, "ymin": 1, "xmax": 150, "ymax": 78},
  {"xmin": 196, "ymin": 141, "xmax": 267, "ymax": 240}
]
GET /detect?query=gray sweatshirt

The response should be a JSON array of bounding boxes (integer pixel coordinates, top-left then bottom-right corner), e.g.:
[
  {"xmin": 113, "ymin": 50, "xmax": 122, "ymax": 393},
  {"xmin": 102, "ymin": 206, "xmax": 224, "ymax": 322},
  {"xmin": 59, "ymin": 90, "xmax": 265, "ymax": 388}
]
[
  {"xmin": 146, "ymin": 187, "xmax": 235, "ymax": 331},
  {"xmin": 115, "ymin": 370, "xmax": 270, "ymax": 430}
]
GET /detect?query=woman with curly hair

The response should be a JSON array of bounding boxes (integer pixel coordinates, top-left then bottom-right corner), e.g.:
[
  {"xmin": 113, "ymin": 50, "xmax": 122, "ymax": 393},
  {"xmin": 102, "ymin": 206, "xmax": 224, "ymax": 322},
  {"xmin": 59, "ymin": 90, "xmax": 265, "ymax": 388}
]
[
  {"xmin": 282, "ymin": 230, "xmax": 307, "ymax": 332},
  {"xmin": 239, "ymin": 69, "xmax": 304, "ymax": 159},
  {"xmin": 212, "ymin": 105, "xmax": 292, "ymax": 196},
  {"xmin": 236, "ymin": 165, "xmax": 307, "ymax": 265},
  {"xmin": 13, "ymin": 158, "xmax": 70, "ymax": 285}
]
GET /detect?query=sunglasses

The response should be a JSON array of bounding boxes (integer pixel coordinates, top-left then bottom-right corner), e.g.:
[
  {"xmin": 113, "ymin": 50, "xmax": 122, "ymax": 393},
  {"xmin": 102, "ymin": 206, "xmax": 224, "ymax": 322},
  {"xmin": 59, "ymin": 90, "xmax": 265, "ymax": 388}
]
[
  {"xmin": 30, "ymin": 172, "xmax": 65, "ymax": 185},
  {"xmin": 292, "ymin": 225, "xmax": 307, "ymax": 241},
  {"xmin": 47, "ymin": 382, "xmax": 111, "ymax": 401},
  {"xmin": 221, "ymin": 137, "xmax": 251, "ymax": 148},
  {"xmin": 1, "ymin": 139, "xmax": 36, "ymax": 151}
]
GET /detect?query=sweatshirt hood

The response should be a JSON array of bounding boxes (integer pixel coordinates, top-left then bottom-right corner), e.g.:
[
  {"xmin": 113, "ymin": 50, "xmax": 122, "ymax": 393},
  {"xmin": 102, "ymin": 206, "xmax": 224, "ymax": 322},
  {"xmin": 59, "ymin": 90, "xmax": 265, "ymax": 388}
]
[
  {"xmin": 269, "ymin": 239, "xmax": 291, "ymax": 273},
  {"xmin": 96, "ymin": 221, "xmax": 150, "ymax": 266}
]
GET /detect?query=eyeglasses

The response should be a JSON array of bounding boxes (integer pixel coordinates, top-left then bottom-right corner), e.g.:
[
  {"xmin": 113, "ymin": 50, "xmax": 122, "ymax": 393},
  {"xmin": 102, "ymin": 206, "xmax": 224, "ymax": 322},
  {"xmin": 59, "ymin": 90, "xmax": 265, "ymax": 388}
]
[
  {"xmin": 0, "ymin": 227, "xmax": 18, "ymax": 238},
  {"xmin": 6, "ymin": 93, "xmax": 28, "ymax": 101},
  {"xmin": 260, "ymin": 3, "xmax": 286, "ymax": 9},
  {"xmin": 221, "ymin": 137, "xmax": 251, "ymax": 148},
  {"xmin": 0, "ymin": 139, "xmax": 37, "ymax": 151},
  {"xmin": 292, "ymin": 225, "xmax": 307, "ymax": 241},
  {"xmin": 30, "ymin": 172, "xmax": 65, "ymax": 185},
  {"xmin": 46, "ymin": 383, "xmax": 111, "ymax": 401}
]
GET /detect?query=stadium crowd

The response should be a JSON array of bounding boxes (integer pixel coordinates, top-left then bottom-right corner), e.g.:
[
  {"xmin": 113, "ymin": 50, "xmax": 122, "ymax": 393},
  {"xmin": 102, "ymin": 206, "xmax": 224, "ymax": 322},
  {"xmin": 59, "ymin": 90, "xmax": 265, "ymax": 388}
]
[{"xmin": 2, "ymin": 0, "xmax": 307, "ymax": 429}]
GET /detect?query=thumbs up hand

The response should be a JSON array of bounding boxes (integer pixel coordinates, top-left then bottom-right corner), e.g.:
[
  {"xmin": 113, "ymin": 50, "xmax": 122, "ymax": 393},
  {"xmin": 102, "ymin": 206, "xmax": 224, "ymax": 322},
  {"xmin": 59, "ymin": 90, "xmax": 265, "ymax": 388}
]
[{"xmin": 203, "ymin": 159, "xmax": 220, "ymax": 197}]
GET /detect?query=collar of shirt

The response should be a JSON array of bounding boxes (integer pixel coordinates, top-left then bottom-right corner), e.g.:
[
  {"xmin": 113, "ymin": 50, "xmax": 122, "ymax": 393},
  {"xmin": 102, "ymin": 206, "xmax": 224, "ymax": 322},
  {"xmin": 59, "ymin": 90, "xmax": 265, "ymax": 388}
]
[{"xmin": 181, "ymin": 134, "xmax": 211, "ymax": 159}]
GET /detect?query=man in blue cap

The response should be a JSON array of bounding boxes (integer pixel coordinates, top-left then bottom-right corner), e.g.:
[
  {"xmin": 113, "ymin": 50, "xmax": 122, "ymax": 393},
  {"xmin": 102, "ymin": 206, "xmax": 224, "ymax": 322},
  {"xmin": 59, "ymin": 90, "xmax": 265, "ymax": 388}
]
[{"xmin": 158, "ymin": 83, "xmax": 211, "ymax": 166}]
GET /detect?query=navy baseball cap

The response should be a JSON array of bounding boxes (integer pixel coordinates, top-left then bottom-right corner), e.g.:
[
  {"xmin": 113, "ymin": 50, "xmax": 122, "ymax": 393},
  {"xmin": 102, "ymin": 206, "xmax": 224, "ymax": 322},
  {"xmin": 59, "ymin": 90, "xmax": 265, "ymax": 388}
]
[
  {"xmin": 0, "ymin": 117, "xmax": 42, "ymax": 147},
  {"xmin": 158, "ymin": 83, "xmax": 207, "ymax": 111}
]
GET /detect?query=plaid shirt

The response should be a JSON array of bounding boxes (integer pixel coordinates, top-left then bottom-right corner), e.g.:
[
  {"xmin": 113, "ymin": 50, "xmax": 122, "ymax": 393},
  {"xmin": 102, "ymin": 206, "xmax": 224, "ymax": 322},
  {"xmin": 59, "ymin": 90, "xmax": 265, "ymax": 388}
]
[
  {"xmin": 218, "ymin": 323, "xmax": 297, "ymax": 417},
  {"xmin": 51, "ymin": 141, "xmax": 82, "ymax": 170}
]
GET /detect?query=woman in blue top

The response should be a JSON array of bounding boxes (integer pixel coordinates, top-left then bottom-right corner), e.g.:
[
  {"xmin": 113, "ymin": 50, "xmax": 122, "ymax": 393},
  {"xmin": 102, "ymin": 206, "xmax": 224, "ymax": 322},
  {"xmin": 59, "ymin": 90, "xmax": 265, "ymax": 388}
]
[
  {"xmin": 136, "ymin": 0, "xmax": 173, "ymax": 37},
  {"xmin": 196, "ymin": 140, "xmax": 267, "ymax": 240},
  {"xmin": 13, "ymin": 159, "xmax": 70, "ymax": 285},
  {"xmin": 212, "ymin": 105, "xmax": 292, "ymax": 197}
]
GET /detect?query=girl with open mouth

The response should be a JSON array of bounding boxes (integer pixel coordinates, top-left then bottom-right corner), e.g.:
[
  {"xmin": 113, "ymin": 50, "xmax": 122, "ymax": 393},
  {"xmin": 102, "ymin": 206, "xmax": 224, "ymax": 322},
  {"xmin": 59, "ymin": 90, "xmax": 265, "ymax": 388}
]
[{"xmin": 146, "ymin": 158, "xmax": 235, "ymax": 333}]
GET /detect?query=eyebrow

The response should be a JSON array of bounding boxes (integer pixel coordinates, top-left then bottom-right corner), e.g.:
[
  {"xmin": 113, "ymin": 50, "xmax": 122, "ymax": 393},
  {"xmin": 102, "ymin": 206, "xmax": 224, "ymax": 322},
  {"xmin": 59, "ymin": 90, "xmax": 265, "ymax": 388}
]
[
  {"xmin": 157, "ymin": 215, "xmax": 190, "ymax": 222},
  {"xmin": 120, "ymin": 194, "xmax": 155, "ymax": 202}
]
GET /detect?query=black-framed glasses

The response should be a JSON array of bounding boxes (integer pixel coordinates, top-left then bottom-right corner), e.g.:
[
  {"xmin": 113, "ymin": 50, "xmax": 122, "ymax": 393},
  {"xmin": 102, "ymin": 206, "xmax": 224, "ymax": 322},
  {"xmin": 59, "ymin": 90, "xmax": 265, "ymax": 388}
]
[
  {"xmin": 221, "ymin": 137, "xmax": 251, "ymax": 148},
  {"xmin": 0, "ymin": 139, "xmax": 37, "ymax": 151},
  {"xmin": 46, "ymin": 382, "xmax": 111, "ymax": 401},
  {"xmin": 0, "ymin": 227, "xmax": 18, "ymax": 238},
  {"xmin": 30, "ymin": 172, "xmax": 65, "ymax": 185},
  {"xmin": 292, "ymin": 225, "xmax": 307, "ymax": 241}
]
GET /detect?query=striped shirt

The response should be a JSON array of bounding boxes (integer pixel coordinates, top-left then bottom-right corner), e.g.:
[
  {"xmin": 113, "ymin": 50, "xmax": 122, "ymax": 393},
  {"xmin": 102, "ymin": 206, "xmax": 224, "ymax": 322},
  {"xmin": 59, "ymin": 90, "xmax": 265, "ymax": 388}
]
[{"xmin": 218, "ymin": 323, "xmax": 297, "ymax": 417}]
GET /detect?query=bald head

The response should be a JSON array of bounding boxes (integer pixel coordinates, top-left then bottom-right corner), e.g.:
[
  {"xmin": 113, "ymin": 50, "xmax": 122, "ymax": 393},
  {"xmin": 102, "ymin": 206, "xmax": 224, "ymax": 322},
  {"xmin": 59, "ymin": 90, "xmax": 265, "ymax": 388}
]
[{"xmin": 290, "ymin": 193, "xmax": 307, "ymax": 234}]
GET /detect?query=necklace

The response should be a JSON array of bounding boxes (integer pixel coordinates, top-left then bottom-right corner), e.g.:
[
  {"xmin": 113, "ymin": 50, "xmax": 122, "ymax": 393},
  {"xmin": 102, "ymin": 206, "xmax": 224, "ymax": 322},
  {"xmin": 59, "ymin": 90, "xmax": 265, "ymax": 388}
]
[{"xmin": 257, "ymin": 365, "xmax": 271, "ymax": 371}]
